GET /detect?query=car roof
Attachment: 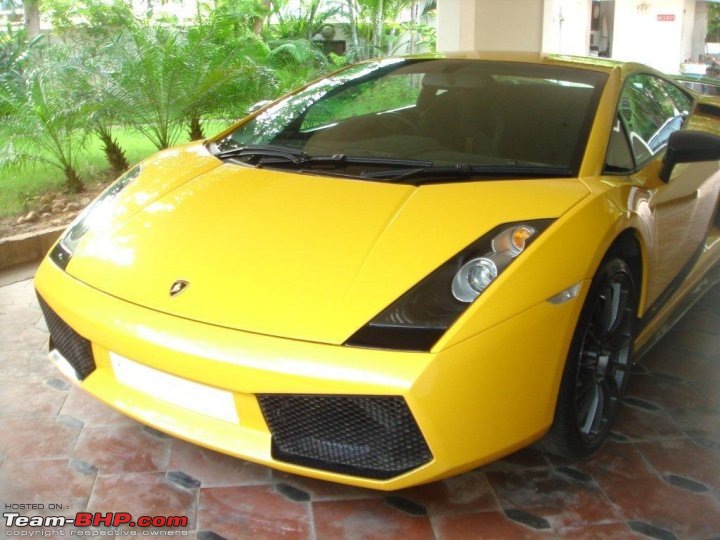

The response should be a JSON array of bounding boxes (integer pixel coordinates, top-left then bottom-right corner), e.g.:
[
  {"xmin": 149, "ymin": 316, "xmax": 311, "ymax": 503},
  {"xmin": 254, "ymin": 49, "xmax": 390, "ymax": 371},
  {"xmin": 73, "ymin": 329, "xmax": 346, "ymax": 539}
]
[{"xmin": 398, "ymin": 51, "xmax": 657, "ymax": 78}]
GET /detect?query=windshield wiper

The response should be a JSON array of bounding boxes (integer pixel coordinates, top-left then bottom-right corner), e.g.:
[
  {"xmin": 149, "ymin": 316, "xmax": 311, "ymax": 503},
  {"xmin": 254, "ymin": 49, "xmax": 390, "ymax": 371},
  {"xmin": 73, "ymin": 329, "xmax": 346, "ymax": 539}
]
[
  {"xmin": 215, "ymin": 144, "xmax": 433, "ymax": 169},
  {"xmin": 362, "ymin": 163, "xmax": 573, "ymax": 184},
  {"xmin": 215, "ymin": 145, "xmax": 568, "ymax": 183},
  {"xmin": 215, "ymin": 144, "xmax": 307, "ymax": 164},
  {"xmin": 284, "ymin": 154, "xmax": 433, "ymax": 169}
]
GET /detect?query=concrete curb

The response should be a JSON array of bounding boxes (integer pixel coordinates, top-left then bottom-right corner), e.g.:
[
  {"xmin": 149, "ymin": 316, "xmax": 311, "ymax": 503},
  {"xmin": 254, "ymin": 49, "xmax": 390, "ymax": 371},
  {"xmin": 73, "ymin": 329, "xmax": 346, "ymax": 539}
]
[{"xmin": 0, "ymin": 227, "xmax": 64, "ymax": 270}]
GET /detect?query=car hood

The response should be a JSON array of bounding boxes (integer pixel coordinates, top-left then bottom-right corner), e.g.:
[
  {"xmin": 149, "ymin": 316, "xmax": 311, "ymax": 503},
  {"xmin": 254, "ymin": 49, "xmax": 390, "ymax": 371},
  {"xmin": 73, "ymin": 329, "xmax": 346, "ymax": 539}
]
[{"xmin": 67, "ymin": 145, "xmax": 590, "ymax": 345}]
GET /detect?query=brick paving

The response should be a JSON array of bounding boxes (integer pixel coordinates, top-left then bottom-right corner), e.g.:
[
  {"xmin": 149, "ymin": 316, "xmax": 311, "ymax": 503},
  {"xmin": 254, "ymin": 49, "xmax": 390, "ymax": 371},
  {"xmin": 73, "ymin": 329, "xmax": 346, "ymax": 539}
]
[{"xmin": 1, "ymin": 275, "xmax": 719, "ymax": 539}]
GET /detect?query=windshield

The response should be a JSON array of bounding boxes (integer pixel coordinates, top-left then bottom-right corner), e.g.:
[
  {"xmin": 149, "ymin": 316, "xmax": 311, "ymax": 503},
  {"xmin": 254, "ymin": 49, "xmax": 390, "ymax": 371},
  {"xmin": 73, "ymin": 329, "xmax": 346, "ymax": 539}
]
[{"xmin": 213, "ymin": 59, "xmax": 608, "ymax": 182}]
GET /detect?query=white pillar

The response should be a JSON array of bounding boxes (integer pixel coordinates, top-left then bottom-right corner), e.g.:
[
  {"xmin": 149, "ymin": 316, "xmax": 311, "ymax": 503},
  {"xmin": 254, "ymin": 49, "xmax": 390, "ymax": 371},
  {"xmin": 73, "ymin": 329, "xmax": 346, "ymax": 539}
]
[
  {"xmin": 692, "ymin": 1, "xmax": 709, "ymax": 61},
  {"xmin": 437, "ymin": 0, "xmax": 547, "ymax": 53},
  {"xmin": 681, "ymin": 0, "xmax": 697, "ymax": 62},
  {"xmin": 473, "ymin": 0, "xmax": 545, "ymax": 52},
  {"xmin": 437, "ymin": 0, "xmax": 478, "ymax": 52}
]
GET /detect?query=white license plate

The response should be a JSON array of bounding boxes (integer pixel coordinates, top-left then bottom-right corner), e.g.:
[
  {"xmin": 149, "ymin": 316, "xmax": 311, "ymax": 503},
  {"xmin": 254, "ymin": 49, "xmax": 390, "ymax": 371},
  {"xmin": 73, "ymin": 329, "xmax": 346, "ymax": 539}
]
[{"xmin": 110, "ymin": 352, "xmax": 239, "ymax": 424}]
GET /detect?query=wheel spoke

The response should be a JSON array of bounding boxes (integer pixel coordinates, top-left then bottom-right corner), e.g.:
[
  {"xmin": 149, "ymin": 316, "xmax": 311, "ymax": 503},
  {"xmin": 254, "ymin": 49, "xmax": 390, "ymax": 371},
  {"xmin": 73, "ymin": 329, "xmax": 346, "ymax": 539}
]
[
  {"xmin": 607, "ymin": 329, "xmax": 633, "ymax": 350},
  {"xmin": 604, "ymin": 370, "xmax": 621, "ymax": 401},
  {"xmin": 576, "ymin": 376, "xmax": 595, "ymax": 403},
  {"xmin": 579, "ymin": 384, "xmax": 602, "ymax": 435},
  {"xmin": 566, "ymin": 260, "xmax": 638, "ymax": 448},
  {"xmin": 595, "ymin": 278, "xmax": 633, "ymax": 336},
  {"xmin": 601, "ymin": 282, "xmax": 622, "ymax": 332},
  {"xmin": 577, "ymin": 384, "xmax": 594, "ymax": 420},
  {"xmin": 610, "ymin": 359, "xmax": 629, "ymax": 376},
  {"xmin": 585, "ymin": 324, "xmax": 603, "ymax": 346},
  {"xmin": 610, "ymin": 347, "xmax": 631, "ymax": 389},
  {"xmin": 579, "ymin": 350, "xmax": 598, "ymax": 369}
]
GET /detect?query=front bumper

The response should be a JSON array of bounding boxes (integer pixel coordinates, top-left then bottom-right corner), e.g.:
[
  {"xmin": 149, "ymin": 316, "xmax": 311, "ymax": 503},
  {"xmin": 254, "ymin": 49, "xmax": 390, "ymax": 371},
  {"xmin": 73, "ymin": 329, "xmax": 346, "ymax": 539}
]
[{"xmin": 35, "ymin": 257, "xmax": 586, "ymax": 490}]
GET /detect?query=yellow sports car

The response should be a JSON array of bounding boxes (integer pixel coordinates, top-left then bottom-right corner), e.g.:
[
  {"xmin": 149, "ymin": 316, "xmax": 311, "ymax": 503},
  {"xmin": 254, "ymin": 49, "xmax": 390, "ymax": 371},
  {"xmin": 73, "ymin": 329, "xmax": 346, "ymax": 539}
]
[{"xmin": 35, "ymin": 52, "xmax": 720, "ymax": 490}]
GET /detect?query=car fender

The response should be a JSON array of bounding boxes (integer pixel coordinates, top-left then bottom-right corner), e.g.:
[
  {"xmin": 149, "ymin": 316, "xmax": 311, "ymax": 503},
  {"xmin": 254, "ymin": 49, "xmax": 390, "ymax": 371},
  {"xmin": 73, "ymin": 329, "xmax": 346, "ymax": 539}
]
[{"xmin": 435, "ymin": 179, "xmax": 648, "ymax": 351}]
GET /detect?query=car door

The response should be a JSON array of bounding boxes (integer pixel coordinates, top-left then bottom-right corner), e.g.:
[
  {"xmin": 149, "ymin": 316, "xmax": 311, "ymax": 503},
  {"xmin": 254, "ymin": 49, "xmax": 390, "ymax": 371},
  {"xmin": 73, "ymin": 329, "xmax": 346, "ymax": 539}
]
[{"xmin": 615, "ymin": 74, "xmax": 720, "ymax": 307}]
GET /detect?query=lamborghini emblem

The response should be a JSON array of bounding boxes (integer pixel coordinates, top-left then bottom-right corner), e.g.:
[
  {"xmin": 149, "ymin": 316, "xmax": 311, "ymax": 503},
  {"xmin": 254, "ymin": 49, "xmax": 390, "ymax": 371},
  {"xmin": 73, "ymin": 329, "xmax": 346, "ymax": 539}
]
[{"xmin": 169, "ymin": 280, "xmax": 189, "ymax": 297}]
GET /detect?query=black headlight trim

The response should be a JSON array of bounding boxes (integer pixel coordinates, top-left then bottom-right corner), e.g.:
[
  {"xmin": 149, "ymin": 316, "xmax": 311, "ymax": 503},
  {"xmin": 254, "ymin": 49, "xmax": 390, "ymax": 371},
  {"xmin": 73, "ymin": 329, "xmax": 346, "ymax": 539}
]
[
  {"xmin": 49, "ymin": 242, "xmax": 72, "ymax": 271},
  {"xmin": 345, "ymin": 326, "xmax": 445, "ymax": 351},
  {"xmin": 345, "ymin": 218, "xmax": 555, "ymax": 352}
]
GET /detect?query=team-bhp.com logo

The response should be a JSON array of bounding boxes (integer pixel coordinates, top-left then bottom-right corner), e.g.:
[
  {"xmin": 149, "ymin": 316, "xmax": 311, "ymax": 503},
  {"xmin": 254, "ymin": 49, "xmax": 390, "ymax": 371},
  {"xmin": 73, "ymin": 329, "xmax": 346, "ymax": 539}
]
[{"xmin": 4, "ymin": 511, "xmax": 189, "ymax": 535}]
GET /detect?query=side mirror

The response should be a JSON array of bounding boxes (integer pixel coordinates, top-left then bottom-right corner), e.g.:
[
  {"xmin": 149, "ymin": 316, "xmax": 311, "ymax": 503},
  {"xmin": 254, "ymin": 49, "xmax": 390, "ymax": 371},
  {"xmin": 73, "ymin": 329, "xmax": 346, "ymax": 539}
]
[{"xmin": 659, "ymin": 129, "xmax": 720, "ymax": 182}]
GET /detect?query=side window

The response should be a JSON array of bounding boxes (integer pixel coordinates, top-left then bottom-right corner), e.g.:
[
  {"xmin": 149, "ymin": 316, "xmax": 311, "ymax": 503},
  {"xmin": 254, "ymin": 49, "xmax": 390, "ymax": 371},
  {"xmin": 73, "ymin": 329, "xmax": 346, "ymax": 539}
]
[
  {"xmin": 300, "ymin": 74, "xmax": 422, "ymax": 132},
  {"xmin": 618, "ymin": 74, "xmax": 685, "ymax": 167},
  {"xmin": 605, "ymin": 116, "xmax": 635, "ymax": 172},
  {"xmin": 662, "ymin": 80, "xmax": 692, "ymax": 116}
]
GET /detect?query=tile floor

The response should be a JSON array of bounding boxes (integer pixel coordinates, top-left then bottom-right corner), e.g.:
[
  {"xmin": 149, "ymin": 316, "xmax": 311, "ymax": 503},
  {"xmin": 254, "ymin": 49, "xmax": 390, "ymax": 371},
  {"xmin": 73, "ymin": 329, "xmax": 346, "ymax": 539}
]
[{"xmin": 1, "ymin": 274, "xmax": 719, "ymax": 539}]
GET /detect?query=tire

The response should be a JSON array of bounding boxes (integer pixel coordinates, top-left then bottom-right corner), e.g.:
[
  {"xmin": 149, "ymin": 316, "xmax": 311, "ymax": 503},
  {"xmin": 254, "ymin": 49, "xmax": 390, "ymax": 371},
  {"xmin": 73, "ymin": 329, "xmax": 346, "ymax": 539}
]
[{"xmin": 543, "ymin": 257, "xmax": 638, "ymax": 458}]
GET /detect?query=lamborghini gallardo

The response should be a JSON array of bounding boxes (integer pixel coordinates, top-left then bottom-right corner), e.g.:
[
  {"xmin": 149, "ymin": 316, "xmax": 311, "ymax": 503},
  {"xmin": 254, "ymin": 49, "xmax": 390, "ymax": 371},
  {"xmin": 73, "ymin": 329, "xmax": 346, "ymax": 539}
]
[{"xmin": 35, "ymin": 53, "xmax": 720, "ymax": 489}]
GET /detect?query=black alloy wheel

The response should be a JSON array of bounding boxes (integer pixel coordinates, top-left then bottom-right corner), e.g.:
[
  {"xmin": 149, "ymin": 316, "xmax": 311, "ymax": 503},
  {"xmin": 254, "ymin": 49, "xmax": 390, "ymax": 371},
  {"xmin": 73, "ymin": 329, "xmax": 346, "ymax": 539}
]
[{"xmin": 544, "ymin": 257, "xmax": 638, "ymax": 458}]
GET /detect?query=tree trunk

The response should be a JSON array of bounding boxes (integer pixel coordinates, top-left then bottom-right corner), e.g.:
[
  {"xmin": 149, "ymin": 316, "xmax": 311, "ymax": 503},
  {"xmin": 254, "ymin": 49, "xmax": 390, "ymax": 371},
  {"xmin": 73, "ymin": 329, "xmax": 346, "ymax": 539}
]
[
  {"xmin": 374, "ymin": 0, "xmax": 384, "ymax": 54},
  {"xmin": 97, "ymin": 128, "xmax": 130, "ymax": 177},
  {"xmin": 64, "ymin": 164, "xmax": 84, "ymax": 193},
  {"xmin": 307, "ymin": 0, "xmax": 319, "ymax": 41},
  {"xmin": 188, "ymin": 116, "xmax": 204, "ymax": 141},
  {"xmin": 252, "ymin": 0, "xmax": 272, "ymax": 35},
  {"xmin": 23, "ymin": 0, "xmax": 41, "ymax": 39},
  {"xmin": 345, "ymin": 0, "xmax": 360, "ymax": 58},
  {"xmin": 409, "ymin": 0, "xmax": 418, "ymax": 54}
]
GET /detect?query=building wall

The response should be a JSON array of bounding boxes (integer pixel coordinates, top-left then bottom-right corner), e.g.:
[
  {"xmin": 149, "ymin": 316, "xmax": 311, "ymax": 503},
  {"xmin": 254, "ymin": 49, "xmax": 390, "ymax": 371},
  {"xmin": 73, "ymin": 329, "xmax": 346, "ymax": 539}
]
[
  {"xmin": 542, "ymin": 0, "xmax": 592, "ymax": 56},
  {"xmin": 539, "ymin": 0, "xmax": 692, "ymax": 72},
  {"xmin": 612, "ymin": 0, "xmax": 686, "ymax": 72},
  {"xmin": 437, "ymin": 0, "xmax": 709, "ymax": 74}
]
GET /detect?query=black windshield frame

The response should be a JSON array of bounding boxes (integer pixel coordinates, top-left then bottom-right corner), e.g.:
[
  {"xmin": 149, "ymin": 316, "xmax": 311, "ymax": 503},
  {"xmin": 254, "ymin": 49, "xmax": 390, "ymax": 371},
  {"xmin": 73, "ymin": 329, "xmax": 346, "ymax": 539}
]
[{"xmin": 213, "ymin": 59, "xmax": 609, "ymax": 180}]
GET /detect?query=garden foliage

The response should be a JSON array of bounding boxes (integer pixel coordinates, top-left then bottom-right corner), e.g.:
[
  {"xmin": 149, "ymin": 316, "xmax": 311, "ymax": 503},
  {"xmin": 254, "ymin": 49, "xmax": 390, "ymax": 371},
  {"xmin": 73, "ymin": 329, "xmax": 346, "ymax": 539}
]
[{"xmin": 0, "ymin": 0, "xmax": 436, "ymax": 202}]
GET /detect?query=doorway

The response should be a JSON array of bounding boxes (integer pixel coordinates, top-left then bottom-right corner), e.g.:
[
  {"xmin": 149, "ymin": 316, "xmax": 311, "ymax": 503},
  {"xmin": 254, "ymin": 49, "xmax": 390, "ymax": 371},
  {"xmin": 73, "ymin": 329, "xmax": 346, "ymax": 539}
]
[{"xmin": 590, "ymin": 0, "xmax": 615, "ymax": 57}]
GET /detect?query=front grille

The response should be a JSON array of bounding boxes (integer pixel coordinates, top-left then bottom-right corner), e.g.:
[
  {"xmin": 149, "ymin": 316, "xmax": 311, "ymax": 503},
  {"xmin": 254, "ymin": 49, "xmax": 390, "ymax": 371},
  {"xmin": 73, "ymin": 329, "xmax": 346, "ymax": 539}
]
[
  {"xmin": 258, "ymin": 395, "xmax": 432, "ymax": 480},
  {"xmin": 37, "ymin": 293, "xmax": 96, "ymax": 380}
]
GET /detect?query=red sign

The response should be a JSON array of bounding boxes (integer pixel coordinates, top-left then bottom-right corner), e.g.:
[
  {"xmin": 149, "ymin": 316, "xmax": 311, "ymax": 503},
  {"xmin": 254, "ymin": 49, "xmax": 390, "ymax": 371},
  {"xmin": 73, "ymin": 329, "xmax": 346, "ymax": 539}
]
[{"xmin": 657, "ymin": 14, "xmax": 676, "ymax": 22}]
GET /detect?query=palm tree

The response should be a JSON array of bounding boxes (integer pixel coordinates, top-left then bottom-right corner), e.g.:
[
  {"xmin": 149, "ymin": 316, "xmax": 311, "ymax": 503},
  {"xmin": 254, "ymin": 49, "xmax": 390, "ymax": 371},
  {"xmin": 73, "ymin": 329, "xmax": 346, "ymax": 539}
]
[
  {"xmin": 61, "ymin": 50, "xmax": 130, "ymax": 176},
  {"xmin": 204, "ymin": 0, "xmax": 272, "ymax": 39},
  {"xmin": 176, "ymin": 14, "xmax": 275, "ymax": 140},
  {"xmin": 0, "ymin": 26, "xmax": 43, "ymax": 108},
  {"xmin": 22, "ymin": 0, "xmax": 41, "ymax": 38},
  {"xmin": 98, "ymin": 4, "xmax": 282, "ymax": 149},
  {"xmin": 269, "ymin": 0, "xmax": 342, "ymax": 41},
  {"xmin": 342, "ymin": 0, "xmax": 392, "ymax": 60},
  {"xmin": 100, "ymin": 23, "xmax": 186, "ymax": 150},
  {"xmin": 0, "ymin": 63, "xmax": 87, "ymax": 192},
  {"xmin": 267, "ymin": 38, "xmax": 330, "ymax": 92},
  {"xmin": 341, "ymin": 0, "xmax": 435, "ymax": 60}
]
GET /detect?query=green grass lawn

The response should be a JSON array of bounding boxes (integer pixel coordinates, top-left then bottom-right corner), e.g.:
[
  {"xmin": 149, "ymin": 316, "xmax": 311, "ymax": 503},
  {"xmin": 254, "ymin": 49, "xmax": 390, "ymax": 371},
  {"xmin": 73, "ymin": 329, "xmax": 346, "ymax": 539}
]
[
  {"xmin": 0, "ymin": 120, "xmax": 235, "ymax": 218},
  {"xmin": 0, "ymin": 127, "xmax": 156, "ymax": 218}
]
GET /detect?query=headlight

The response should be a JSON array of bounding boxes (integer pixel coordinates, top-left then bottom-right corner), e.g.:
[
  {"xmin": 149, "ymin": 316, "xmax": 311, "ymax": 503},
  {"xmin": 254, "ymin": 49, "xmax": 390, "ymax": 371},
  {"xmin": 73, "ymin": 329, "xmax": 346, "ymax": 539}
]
[
  {"xmin": 50, "ymin": 166, "xmax": 142, "ymax": 270},
  {"xmin": 451, "ymin": 224, "xmax": 536, "ymax": 302},
  {"xmin": 452, "ymin": 256, "xmax": 499, "ymax": 301},
  {"xmin": 345, "ymin": 219, "xmax": 553, "ymax": 351}
]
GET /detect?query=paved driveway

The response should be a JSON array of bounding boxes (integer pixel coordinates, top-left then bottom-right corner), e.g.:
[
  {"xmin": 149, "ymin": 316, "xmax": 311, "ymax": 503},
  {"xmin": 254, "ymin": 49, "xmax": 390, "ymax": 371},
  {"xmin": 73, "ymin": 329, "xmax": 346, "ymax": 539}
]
[{"xmin": 1, "ymin": 276, "xmax": 719, "ymax": 539}]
